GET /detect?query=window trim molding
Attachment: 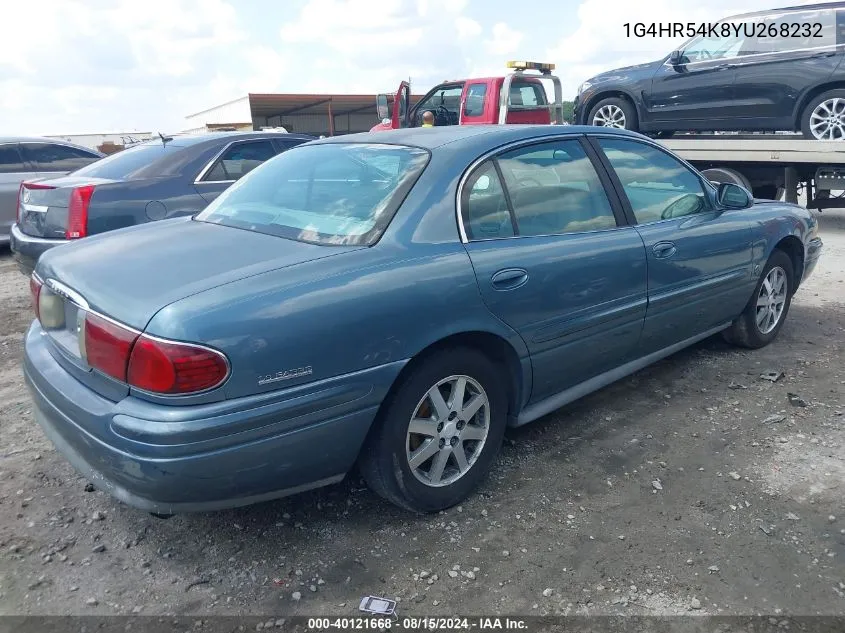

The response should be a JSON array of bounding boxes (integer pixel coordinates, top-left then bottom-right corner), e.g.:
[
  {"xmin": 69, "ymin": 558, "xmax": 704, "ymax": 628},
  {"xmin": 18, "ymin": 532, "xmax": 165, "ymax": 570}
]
[{"xmin": 456, "ymin": 134, "xmax": 626, "ymax": 244}]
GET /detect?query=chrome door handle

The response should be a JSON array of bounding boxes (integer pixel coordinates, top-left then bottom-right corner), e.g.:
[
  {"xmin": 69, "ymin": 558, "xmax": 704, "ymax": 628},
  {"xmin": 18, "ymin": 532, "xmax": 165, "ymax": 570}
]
[
  {"xmin": 652, "ymin": 241, "xmax": 677, "ymax": 259},
  {"xmin": 491, "ymin": 268, "xmax": 529, "ymax": 290}
]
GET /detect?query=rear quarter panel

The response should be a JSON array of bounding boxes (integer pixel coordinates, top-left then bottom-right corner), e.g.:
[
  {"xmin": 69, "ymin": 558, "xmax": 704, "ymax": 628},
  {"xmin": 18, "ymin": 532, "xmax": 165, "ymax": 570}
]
[
  {"xmin": 145, "ymin": 243, "xmax": 528, "ymax": 401},
  {"xmin": 86, "ymin": 177, "xmax": 208, "ymax": 235}
]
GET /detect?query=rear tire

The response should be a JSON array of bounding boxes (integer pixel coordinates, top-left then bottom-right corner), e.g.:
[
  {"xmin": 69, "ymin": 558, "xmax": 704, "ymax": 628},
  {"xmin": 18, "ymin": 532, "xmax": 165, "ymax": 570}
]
[
  {"xmin": 723, "ymin": 250, "xmax": 794, "ymax": 349},
  {"xmin": 587, "ymin": 97, "xmax": 639, "ymax": 132},
  {"xmin": 359, "ymin": 348, "xmax": 508, "ymax": 513},
  {"xmin": 800, "ymin": 89, "xmax": 845, "ymax": 140}
]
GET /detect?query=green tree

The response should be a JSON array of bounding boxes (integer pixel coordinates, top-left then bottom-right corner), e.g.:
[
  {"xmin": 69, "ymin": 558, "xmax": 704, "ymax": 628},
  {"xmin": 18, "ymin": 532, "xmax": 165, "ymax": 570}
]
[{"xmin": 562, "ymin": 100, "xmax": 574, "ymax": 124}]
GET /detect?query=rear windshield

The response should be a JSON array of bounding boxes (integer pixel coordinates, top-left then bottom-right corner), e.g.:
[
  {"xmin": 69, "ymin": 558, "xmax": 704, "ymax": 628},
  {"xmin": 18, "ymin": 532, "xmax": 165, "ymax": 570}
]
[
  {"xmin": 195, "ymin": 143, "xmax": 430, "ymax": 246},
  {"xmin": 70, "ymin": 143, "xmax": 170, "ymax": 179}
]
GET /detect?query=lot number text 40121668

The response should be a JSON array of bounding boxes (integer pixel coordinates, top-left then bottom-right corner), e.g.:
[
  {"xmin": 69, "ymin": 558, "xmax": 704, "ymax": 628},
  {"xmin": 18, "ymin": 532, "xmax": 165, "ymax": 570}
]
[{"xmin": 623, "ymin": 22, "xmax": 824, "ymax": 39}]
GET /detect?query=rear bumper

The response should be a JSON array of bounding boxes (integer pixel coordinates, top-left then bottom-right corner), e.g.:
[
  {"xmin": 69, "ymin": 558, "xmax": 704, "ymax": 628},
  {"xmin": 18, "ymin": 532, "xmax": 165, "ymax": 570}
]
[
  {"xmin": 9, "ymin": 223, "xmax": 67, "ymax": 276},
  {"xmin": 23, "ymin": 322, "xmax": 398, "ymax": 514}
]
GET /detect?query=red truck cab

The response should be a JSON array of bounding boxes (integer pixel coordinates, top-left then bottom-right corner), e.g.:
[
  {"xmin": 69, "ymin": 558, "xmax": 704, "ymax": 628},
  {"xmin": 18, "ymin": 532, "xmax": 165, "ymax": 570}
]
[{"xmin": 371, "ymin": 61, "xmax": 565, "ymax": 132}]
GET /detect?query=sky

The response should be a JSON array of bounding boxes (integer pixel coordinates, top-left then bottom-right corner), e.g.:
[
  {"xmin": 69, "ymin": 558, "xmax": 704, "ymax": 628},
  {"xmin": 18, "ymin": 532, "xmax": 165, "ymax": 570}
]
[{"xmin": 0, "ymin": 0, "xmax": 829, "ymax": 135}]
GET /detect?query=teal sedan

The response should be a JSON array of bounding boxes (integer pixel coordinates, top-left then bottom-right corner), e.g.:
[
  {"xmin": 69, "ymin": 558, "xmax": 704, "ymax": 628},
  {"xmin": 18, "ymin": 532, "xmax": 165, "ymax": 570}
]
[{"xmin": 22, "ymin": 125, "xmax": 822, "ymax": 514}]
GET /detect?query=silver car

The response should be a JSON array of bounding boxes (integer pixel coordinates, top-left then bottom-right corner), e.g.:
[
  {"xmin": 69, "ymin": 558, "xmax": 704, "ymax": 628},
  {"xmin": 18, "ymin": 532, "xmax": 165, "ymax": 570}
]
[{"xmin": 0, "ymin": 137, "xmax": 103, "ymax": 245}]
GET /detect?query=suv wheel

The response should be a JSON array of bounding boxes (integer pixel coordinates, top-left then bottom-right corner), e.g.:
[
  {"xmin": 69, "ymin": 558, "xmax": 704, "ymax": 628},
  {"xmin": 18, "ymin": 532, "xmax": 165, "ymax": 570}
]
[
  {"xmin": 801, "ymin": 89, "xmax": 845, "ymax": 140},
  {"xmin": 587, "ymin": 97, "xmax": 638, "ymax": 131}
]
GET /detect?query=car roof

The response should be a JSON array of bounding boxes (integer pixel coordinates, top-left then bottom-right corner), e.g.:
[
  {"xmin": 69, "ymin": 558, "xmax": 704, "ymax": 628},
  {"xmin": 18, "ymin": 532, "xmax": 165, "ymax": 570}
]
[
  {"xmin": 151, "ymin": 131, "xmax": 316, "ymax": 149},
  {"xmin": 310, "ymin": 124, "xmax": 640, "ymax": 152}
]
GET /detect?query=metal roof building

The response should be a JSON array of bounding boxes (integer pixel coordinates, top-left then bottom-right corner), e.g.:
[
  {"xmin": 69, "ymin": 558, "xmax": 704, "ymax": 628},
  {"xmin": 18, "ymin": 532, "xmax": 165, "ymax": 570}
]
[{"xmin": 184, "ymin": 93, "xmax": 423, "ymax": 136}]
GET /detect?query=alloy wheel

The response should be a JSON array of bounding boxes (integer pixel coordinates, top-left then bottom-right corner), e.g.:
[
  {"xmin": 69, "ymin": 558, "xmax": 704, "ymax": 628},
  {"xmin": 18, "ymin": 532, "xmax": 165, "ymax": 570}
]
[
  {"xmin": 810, "ymin": 98, "xmax": 845, "ymax": 140},
  {"xmin": 756, "ymin": 266, "xmax": 788, "ymax": 334},
  {"xmin": 405, "ymin": 375, "xmax": 490, "ymax": 488},
  {"xmin": 592, "ymin": 104, "xmax": 626, "ymax": 128}
]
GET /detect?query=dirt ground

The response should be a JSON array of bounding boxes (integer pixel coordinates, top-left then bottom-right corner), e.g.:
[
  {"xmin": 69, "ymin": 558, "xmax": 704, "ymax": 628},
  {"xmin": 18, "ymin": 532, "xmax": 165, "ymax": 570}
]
[{"xmin": 0, "ymin": 211, "xmax": 842, "ymax": 619}]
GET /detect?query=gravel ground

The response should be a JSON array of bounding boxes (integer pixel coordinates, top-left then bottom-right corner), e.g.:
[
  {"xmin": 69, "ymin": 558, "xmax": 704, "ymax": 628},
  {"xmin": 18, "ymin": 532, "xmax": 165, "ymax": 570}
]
[{"xmin": 0, "ymin": 211, "xmax": 843, "ymax": 619}]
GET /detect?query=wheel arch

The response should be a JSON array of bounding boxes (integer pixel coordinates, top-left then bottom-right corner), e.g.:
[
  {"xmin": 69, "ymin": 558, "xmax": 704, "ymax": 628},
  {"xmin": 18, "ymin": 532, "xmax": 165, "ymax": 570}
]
[
  {"xmin": 792, "ymin": 81, "xmax": 845, "ymax": 129},
  {"xmin": 772, "ymin": 234, "xmax": 805, "ymax": 292},
  {"xmin": 582, "ymin": 90, "xmax": 642, "ymax": 125},
  {"xmin": 376, "ymin": 330, "xmax": 528, "ymax": 429}
]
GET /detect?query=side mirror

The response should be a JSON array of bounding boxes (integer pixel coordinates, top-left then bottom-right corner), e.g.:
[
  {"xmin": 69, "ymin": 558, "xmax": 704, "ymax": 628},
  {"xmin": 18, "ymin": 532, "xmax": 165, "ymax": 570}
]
[
  {"xmin": 376, "ymin": 94, "xmax": 389, "ymax": 120},
  {"xmin": 716, "ymin": 182, "xmax": 753, "ymax": 209},
  {"xmin": 669, "ymin": 50, "xmax": 683, "ymax": 66}
]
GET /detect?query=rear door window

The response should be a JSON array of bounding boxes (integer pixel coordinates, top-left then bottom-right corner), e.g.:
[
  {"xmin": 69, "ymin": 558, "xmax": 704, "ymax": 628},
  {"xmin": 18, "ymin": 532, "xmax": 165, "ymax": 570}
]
[
  {"xmin": 0, "ymin": 144, "xmax": 27, "ymax": 174},
  {"xmin": 497, "ymin": 140, "xmax": 617, "ymax": 235},
  {"xmin": 202, "ymin": 140, "xmax": 277, "ymax": 182},
  {"xmin": 20, "ymin": 143, "xmax": 101, "ymax": 173}
]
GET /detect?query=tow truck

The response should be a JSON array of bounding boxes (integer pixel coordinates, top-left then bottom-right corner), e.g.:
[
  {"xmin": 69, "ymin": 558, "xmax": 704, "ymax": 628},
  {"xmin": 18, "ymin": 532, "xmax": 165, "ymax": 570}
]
[
  {"xmin": 371, "ymin": 61, "xmax": 565, "ymax": 132},
  {"xmin": 371, "ymin": 61, "xmax": 843, "ymax": 209}
]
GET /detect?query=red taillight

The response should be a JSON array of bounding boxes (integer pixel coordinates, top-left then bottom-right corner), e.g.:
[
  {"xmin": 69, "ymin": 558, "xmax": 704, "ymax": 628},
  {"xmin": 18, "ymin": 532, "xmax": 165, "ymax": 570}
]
[
  {"xmin": 18, "ymin": 181, "xmax": 56, "ymax": 225},
  {"xmin": 127, "ymin": 335, "xmax": 229, "ymax": 395},
  {"xmin": 77, "ymin": 310, "xmax": 229, "ymax": 394},
  {"xmin": 30, "ymin": 275, "xmax": 42, "ymax": 320},
  {"xmin": 66, "ymin": 185, "xmax": 95, "ymax": 239},
  {"xmin": 83, "ymin": 313, "xmax": 139, "ymax": 382}
]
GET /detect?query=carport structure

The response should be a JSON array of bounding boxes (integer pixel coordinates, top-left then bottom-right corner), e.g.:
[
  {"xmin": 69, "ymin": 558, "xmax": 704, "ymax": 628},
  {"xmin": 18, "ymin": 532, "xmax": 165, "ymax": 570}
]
[{"xmin": 184, "ymin": 92, "xmax": 423, "ymax": 137}]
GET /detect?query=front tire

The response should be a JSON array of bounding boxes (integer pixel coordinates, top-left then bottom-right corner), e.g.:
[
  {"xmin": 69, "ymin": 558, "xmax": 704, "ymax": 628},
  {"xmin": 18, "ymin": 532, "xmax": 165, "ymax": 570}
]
[
  {"xmin": 723, "ymin": 249, "xmax": 794, "ymax": 349},
  {"xmin": 587, "ymin": 97, "xmax": 639, "ymax": 132},
  {"xmin": 359, "ymin": 348, "xmax": 508, "ymax": 513}
]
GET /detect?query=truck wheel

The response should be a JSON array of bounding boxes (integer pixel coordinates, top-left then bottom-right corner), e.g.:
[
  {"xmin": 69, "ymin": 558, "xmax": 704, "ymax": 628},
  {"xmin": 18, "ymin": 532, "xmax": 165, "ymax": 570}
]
[
  {"xmin": 723, "ymin": 249, "xmax": 794, "ymax": 349},
  {"xmin": 587, "ymin": 97, "xmax": 638, "ymax": 131},
  {"xmin": 700, "ymin": 167, "xmax": 752, "ymax": 192},
  {"xmin": 800, "ymin": 89, "xmax": 845, "ymax": 140},
  {"xmin": 359, "ymin": 348, "xmax": 508, "ymax": 513}
]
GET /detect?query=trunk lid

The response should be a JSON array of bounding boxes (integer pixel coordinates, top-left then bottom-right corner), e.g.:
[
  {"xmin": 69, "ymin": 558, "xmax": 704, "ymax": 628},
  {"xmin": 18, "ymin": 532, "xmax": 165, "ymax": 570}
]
[
  {"xmin": 35, "ymin": 217, "xmax": 363, "ymax": 331},
  {"xmin": 18, "ymin": 176, "xmax": 117, "ymax": 238}
]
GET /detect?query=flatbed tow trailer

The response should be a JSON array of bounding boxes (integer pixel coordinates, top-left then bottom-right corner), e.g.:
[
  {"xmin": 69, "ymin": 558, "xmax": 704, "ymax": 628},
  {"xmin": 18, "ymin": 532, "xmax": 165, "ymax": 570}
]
[{"xmin": 657, "ymin": 134, "xmax": 845, "ymax": 209}]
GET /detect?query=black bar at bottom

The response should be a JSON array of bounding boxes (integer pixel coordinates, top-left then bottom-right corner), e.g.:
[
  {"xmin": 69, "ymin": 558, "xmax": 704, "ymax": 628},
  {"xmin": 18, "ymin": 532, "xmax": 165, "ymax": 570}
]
[{"xmin": 1, "ymin": 615, "xmax": 845, "ymax": 633}]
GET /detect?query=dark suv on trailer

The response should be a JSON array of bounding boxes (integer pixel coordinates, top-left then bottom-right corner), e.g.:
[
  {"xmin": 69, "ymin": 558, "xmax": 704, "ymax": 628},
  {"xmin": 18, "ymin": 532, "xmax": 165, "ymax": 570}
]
[{"xmin": 574, "ymin": 3, "xmax": 845, "ymax": 139}]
